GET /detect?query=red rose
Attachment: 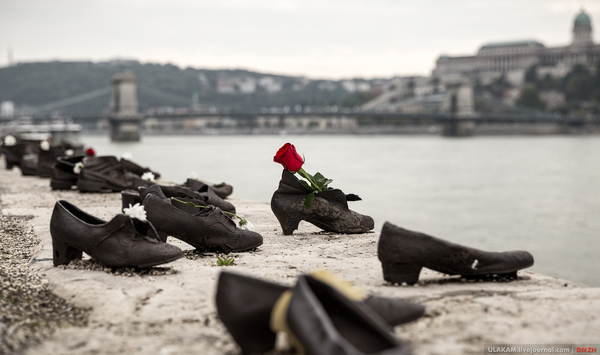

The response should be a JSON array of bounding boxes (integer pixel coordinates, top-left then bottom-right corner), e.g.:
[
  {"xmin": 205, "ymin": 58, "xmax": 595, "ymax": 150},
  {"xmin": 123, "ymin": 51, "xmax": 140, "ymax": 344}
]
[
  {"xmin": 274, "ymin": 143, "xmax": 304, "ymax": 172},
  {"xmin": 85, "ymin": 147, "xmax": 96, "ymax": 156}
]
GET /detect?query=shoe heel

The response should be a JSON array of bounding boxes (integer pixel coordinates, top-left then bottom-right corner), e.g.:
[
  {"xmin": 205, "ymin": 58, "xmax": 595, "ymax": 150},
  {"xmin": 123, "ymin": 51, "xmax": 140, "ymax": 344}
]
[
  {"xmin": 277, "ymin": 216, "xmax": 301, "ymax": 235},
  {"xmin": 157, "ymin": 230, "xmax": 169, "ymax": 243},
  {"xmin": 382, "ymin": 263, "xmax": 422, "ymax": 285},
  {"xmin": 121, "ymin": 190, "xmax": 141, "ymax": 211},
  {"xmin": 52, "ymin": 238, "xmax": 83, "ymax": 266}
]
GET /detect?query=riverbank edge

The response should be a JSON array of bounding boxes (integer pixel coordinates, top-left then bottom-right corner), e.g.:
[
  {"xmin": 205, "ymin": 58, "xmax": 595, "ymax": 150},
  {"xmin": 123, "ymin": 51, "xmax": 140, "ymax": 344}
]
[{"xmin": 1, "ymin": 162, "xmax": 599, "ymax": 354}]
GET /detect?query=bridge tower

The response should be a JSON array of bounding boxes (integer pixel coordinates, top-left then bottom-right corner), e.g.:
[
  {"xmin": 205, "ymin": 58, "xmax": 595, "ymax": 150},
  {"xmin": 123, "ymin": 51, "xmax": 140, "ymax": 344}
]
[
  {"xmin": 110, "ymin": 71, "xmax": 142, "ymax": 142},
  {"xmin": 442, "ymin": 77, "xmax": 477, "ymax": 137}
]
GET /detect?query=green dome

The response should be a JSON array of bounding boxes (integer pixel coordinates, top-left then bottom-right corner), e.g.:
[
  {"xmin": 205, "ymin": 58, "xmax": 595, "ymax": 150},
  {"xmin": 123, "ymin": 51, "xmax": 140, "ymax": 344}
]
[{"xmin": 574, "ymin": 10, "xmax": 591, "ymax": 28}]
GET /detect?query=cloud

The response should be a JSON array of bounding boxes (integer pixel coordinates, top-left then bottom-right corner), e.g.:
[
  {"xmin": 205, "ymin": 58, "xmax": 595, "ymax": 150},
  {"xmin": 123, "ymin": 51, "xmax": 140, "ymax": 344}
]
[{"xmin": 0, "ymin": 0, "xmax": 598, "ymax": 78}]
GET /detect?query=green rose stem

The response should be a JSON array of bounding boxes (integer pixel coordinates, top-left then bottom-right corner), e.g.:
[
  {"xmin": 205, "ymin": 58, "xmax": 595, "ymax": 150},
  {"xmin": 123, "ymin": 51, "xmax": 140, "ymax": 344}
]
[
  {"xmin": 170, "ymin": 198, "xmax": 251, "ymax": 228},
  {"xmin": 297, "ymin": 168, "xmax": 323, "ymax": 191}
]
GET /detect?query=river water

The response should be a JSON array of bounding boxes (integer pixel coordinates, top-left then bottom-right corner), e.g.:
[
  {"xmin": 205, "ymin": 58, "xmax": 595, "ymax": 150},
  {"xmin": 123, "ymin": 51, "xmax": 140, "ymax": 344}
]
[{"xmin": 84, "ymin": 135, "xmax": 600, "ymax": 286}]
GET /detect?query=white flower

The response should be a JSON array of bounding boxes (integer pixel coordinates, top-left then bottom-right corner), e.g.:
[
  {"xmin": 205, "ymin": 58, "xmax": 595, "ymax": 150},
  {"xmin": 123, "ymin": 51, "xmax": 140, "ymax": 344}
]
[
  {"xmin": 471, "ymin": 259, "xmax": 479, "ymax": 270},
  {"xmin": 73, "ymin": 162, "xmax": 84, "ymax": 174},
  {"xmin": 141, "ymin": 172, "xmax": 155, "ymax": 182},
  {"xmin": 188, "ymin": 171, "xmax": 198, "ymax": 180},
  {"xmin": 65, "ymin": 149, "xmax": 74, "ymax": 156},
  {"xmin": 123, "ymin": 203, "xmax": 147, "ymax": 221},
  {"xmin": 4, "ymin": 135, "xmax": 16, "ymax": 147},
  {"xmin": 40, "ymin": 140, "xmax": 50, "ymax": 151},
  {"xmin": 121, "ymin": 152, "xmax": 133, "ymax": 160},
  {"xmin": 239, "ymin": 220, "xmax": 255, "ymax": 231}
]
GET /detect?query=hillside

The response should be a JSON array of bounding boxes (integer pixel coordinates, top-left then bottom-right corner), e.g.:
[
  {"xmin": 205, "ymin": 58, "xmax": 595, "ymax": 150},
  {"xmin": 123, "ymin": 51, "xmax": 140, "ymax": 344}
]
[{"xmin": 0, "ymin": 61, "xmax": 378, "ymax": 117}]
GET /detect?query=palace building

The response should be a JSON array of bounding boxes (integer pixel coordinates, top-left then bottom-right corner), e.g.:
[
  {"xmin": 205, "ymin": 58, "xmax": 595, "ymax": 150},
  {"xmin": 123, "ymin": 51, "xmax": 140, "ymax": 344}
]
[{"xmin": 432, "ymin": 10, "xmax": 600, "ymax": 85}]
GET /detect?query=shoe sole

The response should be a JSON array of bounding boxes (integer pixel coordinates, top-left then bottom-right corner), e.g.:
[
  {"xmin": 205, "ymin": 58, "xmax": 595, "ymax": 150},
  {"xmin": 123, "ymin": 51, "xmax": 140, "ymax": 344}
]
[
  {"xmin": 194, "ymin": 239, "xmax": 264, "ymax": 253},
  {"xmin": 137, "ymin": 252, "xmax": 185, "ymax": 268},
  {"xmin": 232, "ymin": 239, "xmax": 263, "ymax": 252},
  {"xmin": 382, "ymin": 259, "xmax": 535, "ymax": 285},
  {"xmin": 51, "ymin": 179, "xmax": 77, "ymax": 190},
  {"xmin": 77, "ymin": 179, "xmax": 123, "ymax": 193},
  {"xmin": 53, "ymin": 237, "xmax": 185, "ymax": 268}
]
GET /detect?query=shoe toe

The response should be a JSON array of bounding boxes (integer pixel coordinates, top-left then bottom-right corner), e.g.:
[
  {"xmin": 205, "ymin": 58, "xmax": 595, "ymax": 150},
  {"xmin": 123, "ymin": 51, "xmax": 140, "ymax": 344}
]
[
  {"xmin": 240, "ymin": 230, "xmax": 263, "ymax": 251},
  {"xmin": 136, "ymin": 242, "xmax": 184, "ymax": 267},
  {"xmin": 513, "ymin": 250, "xmax": 535, "ymax": 269},
  {"xmin": 221, "ymin": 200, "xmax": 236, "ymax": 214},
  {"xmin": 360, "ymin": 215, "xmax": 375, "ymax": 231}
]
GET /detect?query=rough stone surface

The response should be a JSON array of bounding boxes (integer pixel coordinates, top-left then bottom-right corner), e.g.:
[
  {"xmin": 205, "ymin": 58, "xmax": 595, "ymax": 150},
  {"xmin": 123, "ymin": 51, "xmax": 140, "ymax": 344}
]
[
  {"xmin": 0, "ymin": 209, "xmax": 90, "ymax": 355},
  {"xmin": 1, "ymin": 161, "xmax": 599, "ymax": 355}
]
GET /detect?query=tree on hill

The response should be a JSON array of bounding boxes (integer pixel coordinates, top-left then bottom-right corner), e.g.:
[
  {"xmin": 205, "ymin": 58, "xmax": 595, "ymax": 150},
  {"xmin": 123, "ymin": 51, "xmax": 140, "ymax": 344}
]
[
  {"xmin": 516, "ymin": 86, "xmax": 545, "ymax": 110},
  {"xmin": 562, "ymin": 64, "xmax": 594, "ymax": 102},
  {"xmin": 524, "ymin": 65, "xmax": 538, "ymax": 84},
  {"xmin": 0, "ymin": 61, "xmax": 381, "ymax": 116}
]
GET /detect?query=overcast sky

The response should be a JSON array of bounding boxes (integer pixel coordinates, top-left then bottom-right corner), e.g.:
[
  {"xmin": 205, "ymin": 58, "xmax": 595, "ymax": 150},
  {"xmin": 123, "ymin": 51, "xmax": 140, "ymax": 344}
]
[{"xmin": 1, "ymin": 0, "xmax": 599, "ymax": 79}]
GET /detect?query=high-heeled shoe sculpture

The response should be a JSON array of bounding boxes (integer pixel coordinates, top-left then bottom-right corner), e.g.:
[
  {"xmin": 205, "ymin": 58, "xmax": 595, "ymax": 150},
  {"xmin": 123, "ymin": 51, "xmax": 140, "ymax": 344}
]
[
  {"xmin": 271, "ymin": 143, "xmax": 374, "ymax": 235},
  {"xmin": 271, "ymin": 170, "xmax": 374, "ymax": 235},
  {"xmin": 378, "ymin": 222, "xmax": 534, "ymax": 284}
]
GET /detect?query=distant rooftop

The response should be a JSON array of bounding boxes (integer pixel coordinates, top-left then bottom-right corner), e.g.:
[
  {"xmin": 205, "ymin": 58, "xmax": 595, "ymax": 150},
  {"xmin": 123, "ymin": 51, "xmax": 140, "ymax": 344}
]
[{"xmin": 480, "ymin": 40, "xmax": 545, "ymax": 49}]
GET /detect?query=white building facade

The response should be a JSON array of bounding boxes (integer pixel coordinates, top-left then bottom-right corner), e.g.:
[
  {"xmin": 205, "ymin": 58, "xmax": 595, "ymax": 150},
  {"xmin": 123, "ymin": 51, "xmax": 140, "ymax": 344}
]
[{"xmin": 433, "ymin": 10, "xmax": 600, "ymax": 85}]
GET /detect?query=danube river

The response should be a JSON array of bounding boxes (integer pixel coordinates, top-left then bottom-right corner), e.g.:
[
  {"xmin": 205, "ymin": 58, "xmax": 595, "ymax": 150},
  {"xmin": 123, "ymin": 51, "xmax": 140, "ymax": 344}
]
[{"xmin": 84, "ymin": 135, "xmax": 600, "ymax": 286}]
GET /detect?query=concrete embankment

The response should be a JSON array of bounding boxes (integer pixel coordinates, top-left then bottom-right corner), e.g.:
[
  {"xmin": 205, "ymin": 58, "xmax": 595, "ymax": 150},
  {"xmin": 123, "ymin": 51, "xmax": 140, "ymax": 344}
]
[{"xmin": 1, "ymin": 163, "xmax": 599, "ymax": 355}]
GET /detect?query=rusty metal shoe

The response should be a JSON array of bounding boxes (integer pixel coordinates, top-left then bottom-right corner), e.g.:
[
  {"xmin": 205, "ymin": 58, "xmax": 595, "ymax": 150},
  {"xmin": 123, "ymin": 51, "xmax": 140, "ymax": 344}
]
[
  {"xmin": 216, "ymin": 271, "xmax": 423, "ymax": 355},
  {"xmin": 20, "ymin": 152, "xmax": 39, "ymax": 176},
  {"xmin": 77, "ymin": 156, "xmax": 154, "ymax": 192},
  {"xmin": 161, "ymin": 184, "xmax": 236, "ymax": 214},
  {"xmin": 38, "ymin": 146, "xmax": 65, "ymax": 178},
  {"xmin": 121, "ymin": 158, "xmax": 161, "ymax": 179},
  {"xmin": 183, "ymin": 178, "xmax": 233, "ymax": 199},
  {"xmin": 4, "ymin": 138, "xmax": 38, "ymax": 170},
  {"xmin": 3, "ymin": 144, "xmax": 22, "ymax": 169},
  {"xmin": 141, "ymin": 186, "xmax": 262, "ymax": 252},
  {"xmin": 121, "ymin": 185, "xmax": 236, "ymax": 214},
  {"xmin": 50, "ymin": 155, "xmax": 85, "ymax": 190},
  {"xmin": 179, "ymin": 179, "xmax": 236, "ymax": 213},
  {"xmin": 378, "ymin": 222, "xmax": 535, "ymax": 285},
  {"xmin": 39, "ymin": 144, "xmax": 83, "ymax": 178},
  {"xmin": 50, "ymin": 200, "xmax": 183, "ymax": 268},
  {"xmin": 271, "ymin": 169, "xmax": 374, "ymax": 235}
]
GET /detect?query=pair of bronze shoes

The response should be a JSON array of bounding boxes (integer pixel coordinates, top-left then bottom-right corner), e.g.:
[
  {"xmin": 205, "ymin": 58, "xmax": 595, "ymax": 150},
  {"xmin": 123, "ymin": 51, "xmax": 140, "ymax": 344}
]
[
  {"xmin": 3, "ymin": 138, "xmax": 82, "ymax": 177},
  {"xmin": 3, "ymin": 138, "xmax": 40, "ymax": 172},
  {"xmin": 50, "ymin": 155, "xmax": 160, "ymax": 191},
  {"xmin": 216, "ymin": 271, "xmax": 420, "ymax": 355},
  {"xmin": 76, "ymin": 156, "xmax": 161, "ymax": 192},
  {"xmin": 121, "ymin": 185, "xmax": 262, "ymax": 252},
  {"xmin": 184, "ymin": 177, "xmax": 233, "ymax": 200},
  {"xmin": 122, "ymin": 183, "xmax": 236, "ymax": 214}
]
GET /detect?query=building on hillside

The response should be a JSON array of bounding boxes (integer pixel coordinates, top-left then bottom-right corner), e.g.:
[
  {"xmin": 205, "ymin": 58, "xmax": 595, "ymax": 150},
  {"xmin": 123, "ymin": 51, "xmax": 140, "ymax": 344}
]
[
  {"xmin": 361, "ymin": 76, "xmax": 440, "ymax": 112},
  {"xmin": 432, "ymin": 10, "xmax": 600, "ymax": 86}
]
